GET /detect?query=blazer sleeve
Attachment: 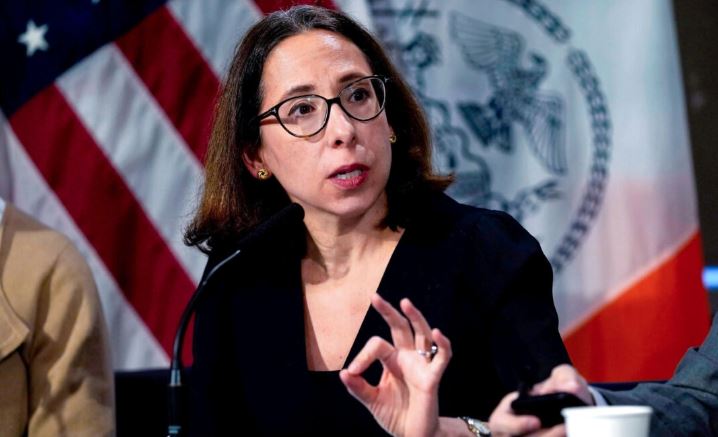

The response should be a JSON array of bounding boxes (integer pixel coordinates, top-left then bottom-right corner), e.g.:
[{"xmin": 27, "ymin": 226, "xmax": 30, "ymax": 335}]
[
  {"xmin": 598, "ymin": 314, "xmax": 718, "ymax": 437},
  {"xmin": 473, "ymin": 210, "xmax": 571, "ymax": 389},
  {"xmin": 28, "ymin": 241, "xmax": 115, "ymax": 437}
]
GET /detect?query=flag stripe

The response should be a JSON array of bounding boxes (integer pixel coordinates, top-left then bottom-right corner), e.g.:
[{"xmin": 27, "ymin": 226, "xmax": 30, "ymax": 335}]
[
  {"xmin": 8, "ymin": 85, "xmax": 195, "ymax": 362},
  {"xmin": 56, "ymin": 44, "xmax": 206, "ymax": 284},
  {"xmin": 115, "ymin": 6, "xmax": 219, "ymax": 164},
  {"xmin": 167, "ymin": 0, "xmax": 263, "ymax": 78},
  {"xmin": 1, "ymin": 113, "xmax": 169, "ymax": 369},
  {"xmin": 564, "ymin": 231, "xmax": 710, "ymax": 381}
]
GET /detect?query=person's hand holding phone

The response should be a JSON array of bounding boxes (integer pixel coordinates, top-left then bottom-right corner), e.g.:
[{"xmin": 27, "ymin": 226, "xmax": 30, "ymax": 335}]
[
  {"xmin": 510, "ymin": 391, "xmax": 587, "ymax": 428},
  {"xmin": 488, "ymin": 365, "xmax": 595, "ymax": 437}
]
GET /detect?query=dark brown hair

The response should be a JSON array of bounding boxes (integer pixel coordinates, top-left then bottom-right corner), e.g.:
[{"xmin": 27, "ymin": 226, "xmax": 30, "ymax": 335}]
[{"xmin": 185, "ymin": 5, "xmax": 451, "ymax": 253}]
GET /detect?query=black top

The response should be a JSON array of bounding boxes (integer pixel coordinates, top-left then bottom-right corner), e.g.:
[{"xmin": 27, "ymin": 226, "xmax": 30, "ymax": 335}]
[{"xmin": 189, "ymin": 192, "xmax": 570, "ymax": 436}]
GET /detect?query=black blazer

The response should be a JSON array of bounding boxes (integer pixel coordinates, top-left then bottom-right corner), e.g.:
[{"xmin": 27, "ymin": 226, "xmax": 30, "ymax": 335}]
[{"xmin": 189, "ymin": 192, "xmax": 570, "ymax": 436}]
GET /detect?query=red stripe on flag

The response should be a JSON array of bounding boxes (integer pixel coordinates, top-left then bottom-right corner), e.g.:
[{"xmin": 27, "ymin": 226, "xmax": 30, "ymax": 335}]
[
  {"xmin": 116, "ymin": 6, "xmax": 219, "ymax": 164},
  {"xmin": 9, "ymin": 85, "xmax": 196, "ymax": 363},
  {"xmin": 253, "ymin": 0, "xmax": 336, "ymax": 14},
  {"xmin": 564, "ymin": 232, "xmax": 710, "ymax": 382}
]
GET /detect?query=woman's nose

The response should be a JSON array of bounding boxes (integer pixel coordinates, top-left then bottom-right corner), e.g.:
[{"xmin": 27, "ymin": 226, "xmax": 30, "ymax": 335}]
[{"xmin": 324, "ymin": 103, "xmax": 356, "ymax": 147}]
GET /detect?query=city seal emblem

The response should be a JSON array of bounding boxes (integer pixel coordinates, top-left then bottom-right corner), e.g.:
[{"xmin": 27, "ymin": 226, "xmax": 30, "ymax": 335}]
[{"xmin": 369, "ymin": 0, "xmax": 612, "ymax": 274}]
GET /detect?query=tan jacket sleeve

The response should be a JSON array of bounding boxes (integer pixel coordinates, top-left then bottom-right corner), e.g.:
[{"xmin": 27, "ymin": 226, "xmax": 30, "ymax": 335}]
[
  {"xmin": 25, "ymin": 240, "xmax": 116, "ymax": 437},
  {"xmin": 0, "ymin": 205, "xmax": 115, "ymax": 437}
]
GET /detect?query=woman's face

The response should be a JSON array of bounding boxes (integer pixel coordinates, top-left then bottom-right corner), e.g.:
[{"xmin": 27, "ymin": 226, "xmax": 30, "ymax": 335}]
[{"xmin": 249, "ymin": 30, "xmax": 394, "ymax": 222}]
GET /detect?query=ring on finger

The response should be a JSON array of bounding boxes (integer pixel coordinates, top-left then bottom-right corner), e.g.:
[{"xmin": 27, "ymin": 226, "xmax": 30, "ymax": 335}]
[{"xmin": 416, "ymin": 344, "xmax": 438, "ymax": 359}]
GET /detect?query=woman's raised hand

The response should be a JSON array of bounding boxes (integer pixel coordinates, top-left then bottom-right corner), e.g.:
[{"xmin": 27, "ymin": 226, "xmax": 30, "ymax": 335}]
[{"xmin": 339, "ymin": 294, "xmax": 452, "ymax": 437}]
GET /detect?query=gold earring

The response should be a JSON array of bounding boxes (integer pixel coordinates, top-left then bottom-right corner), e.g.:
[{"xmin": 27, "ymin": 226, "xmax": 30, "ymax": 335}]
[
  {"xmin": 257, "ymin": 168, "xmax": 270, "ymax": 180},
  {"xmin": 389, "ymin": 134, "xmax": 397, "ymax": 144}
]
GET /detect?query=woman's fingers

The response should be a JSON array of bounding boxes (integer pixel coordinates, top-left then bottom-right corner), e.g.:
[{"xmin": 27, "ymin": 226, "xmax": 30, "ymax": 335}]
[
  {"xmin": 400, "ymin": 298, "xmax": 433, "ymax": 353},
  {"xmin": 371, "ymin": 294, "xmax": 413, "ymax": 349},
  {"xmin": 346, "ymin": 335, "xmax": 398, "ymax": 376},
  {"xmin": 429, "ymin": 328, "xmax": 452, "ymax": 373},
  {"xmin": 532, "ymin": 364, "xmax": 577, "ymax": 394},
  {"xmin": 339, "ymin": 369, "xmax": 377, "ymax": 405},
  {"xmin": 489, "ymin": 391, "xmax": 542, "ymax": 436},
  {"xmin": 531, "ymin": 364, "xmax": 593, "ymax": 406},
  {"xmin": 342, "ymin": 336, "xmax": 393, "ymax": 407},
  {"xmin": 372, "ymin": 295, "xmax": 446, "ymax": 368},
  {"xmin": 343, "ymin": 335, "xmax": 406, "ymax": 404}
]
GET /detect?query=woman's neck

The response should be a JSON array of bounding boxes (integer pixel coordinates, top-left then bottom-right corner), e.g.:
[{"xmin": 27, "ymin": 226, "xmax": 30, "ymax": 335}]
[{"xmin": 301, "ymin": 202, "xmax": 401, "ymax": 283}]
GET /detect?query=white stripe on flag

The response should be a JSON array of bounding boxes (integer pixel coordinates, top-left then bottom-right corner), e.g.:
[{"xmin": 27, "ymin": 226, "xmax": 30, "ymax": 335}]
[
  {"xmin": 56, "ymin": 44, "xmax": 207, "ymax": 285},
  {"xmin": 168, "ymin": 0, "xmax": 262, "ymax": 78},
  {"xmin": 1, "ymin": 114, "xmax": 169, "ymax": 369}
]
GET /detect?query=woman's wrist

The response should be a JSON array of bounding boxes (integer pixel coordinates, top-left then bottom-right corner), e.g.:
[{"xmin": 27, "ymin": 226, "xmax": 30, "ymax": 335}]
[{"xmin": 434, "ymin": 417, "xmax": 477, "ymax": 437}]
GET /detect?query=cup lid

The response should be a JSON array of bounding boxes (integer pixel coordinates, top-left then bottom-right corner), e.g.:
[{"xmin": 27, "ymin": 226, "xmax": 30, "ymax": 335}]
[{"xmin": 562, "ymin": 406, "xmax": 653, "ymax": 418}]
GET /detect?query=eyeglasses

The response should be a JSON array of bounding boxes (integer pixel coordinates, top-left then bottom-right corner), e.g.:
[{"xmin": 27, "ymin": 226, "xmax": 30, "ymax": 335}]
[{"xmin": 257, "ymin": 75, "xmax": 388, "ymax": 138}]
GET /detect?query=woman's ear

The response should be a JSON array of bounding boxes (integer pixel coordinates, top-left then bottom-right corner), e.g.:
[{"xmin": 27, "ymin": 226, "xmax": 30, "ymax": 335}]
[
  {"xmin": 389, "ymin": 129, "xmax": 397, "ymax": 145},
  {"xmin": 388, "ymin": 124, "xmax": 396, "ymax": 143},
  {"xmin": 242, "ymin": 151, "xmax": 268, "ymax": 180}
]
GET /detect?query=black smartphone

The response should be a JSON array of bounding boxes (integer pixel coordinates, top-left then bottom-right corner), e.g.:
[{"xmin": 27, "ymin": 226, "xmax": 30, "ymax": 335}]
[{"xmin": 510, "ymin": 392, "xmax": 587, "ymax": 427}]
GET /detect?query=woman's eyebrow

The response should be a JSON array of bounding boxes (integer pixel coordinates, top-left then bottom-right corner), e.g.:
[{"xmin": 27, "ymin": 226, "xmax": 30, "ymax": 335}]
[
  {"xmin": 279, "ymin": 83, "xmax": 316, "ymax": 101},
  {"xmin": 278, "ymin": 72, "xmax": 370, "ymax": 101},
  {"xmin": 338, "ymin": 72, "xmax": 368, "ymax": 85}
]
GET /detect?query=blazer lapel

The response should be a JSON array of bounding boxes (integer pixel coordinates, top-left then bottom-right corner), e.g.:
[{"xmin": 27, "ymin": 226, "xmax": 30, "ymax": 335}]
[
  {"xmin": 229, "ymin": 253, "xmax": 312, "ymax": 429},
  {"xmin": 344, "ymin": 226, "xmax": 421, "ymax": 385},
  {"xmin": 344, "ymin": 218, "xmax": 454, "ymax": 385}
]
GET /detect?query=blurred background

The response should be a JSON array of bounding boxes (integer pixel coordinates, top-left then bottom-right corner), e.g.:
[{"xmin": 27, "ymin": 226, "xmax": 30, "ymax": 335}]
[{"xmin": 673, "ymin": 0, "xmax": 718, "ymax": 311}]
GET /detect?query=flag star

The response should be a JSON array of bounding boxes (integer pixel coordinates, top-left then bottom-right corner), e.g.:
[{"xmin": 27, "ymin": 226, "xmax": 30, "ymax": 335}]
[{"xmin": 18, "ymin": 20, "xmax": 49, "ymax": 57}]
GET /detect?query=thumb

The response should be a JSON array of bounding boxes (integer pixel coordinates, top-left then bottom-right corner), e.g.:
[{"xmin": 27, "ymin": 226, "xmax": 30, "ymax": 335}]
[{"xmin": 340, "ymin": 369, "xmax": 377, "ymax": 406}]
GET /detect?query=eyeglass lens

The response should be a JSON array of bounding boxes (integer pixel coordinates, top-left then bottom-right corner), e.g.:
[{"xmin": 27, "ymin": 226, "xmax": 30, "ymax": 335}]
[{"xmin": 276, "ymin": 77, "xmax": 386, "ymax": 137}]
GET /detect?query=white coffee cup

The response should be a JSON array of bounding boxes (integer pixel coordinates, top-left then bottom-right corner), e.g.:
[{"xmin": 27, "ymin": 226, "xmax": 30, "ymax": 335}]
[{"xmin": 561, "ymin": 405, "xmax": 652, "ymax": 437}]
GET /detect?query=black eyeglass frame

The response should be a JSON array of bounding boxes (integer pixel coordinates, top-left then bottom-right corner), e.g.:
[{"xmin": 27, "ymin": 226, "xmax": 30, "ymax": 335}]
[{"xmin": 256, "ymin": 75, "xmax": 389, "ymax": 138}]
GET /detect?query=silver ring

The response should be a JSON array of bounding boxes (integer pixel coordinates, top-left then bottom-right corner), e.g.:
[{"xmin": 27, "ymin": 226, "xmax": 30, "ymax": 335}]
[{"xmin": 416, "ymin": 344, "xmax": 438, "ymax": 359}]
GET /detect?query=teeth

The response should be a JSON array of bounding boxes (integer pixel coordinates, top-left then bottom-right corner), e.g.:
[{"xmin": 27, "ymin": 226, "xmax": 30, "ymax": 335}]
[{"xmin": 335, "ymin": 169, "xmax": 363, "ymax": 180}]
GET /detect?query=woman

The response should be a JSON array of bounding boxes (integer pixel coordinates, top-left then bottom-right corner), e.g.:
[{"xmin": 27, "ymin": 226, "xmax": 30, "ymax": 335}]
[{"xmin": 185, "ymin": 5, "xmax": 570, "ymax": 436}]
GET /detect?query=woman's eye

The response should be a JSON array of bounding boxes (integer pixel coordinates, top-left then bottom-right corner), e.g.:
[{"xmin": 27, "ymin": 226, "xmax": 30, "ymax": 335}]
[
  {"xmin": 288, "ymin": 102, "xmax": 316, "ymax": 117},
  {"xmin": 348, "ymin": 88, "xmax": 371, "ymax": 102}
]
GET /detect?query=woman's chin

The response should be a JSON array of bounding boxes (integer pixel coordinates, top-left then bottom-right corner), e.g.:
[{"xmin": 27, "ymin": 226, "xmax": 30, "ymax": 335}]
[{"xmin": 301, "ymin": 196, "xmax": 387, "ymax": 224}]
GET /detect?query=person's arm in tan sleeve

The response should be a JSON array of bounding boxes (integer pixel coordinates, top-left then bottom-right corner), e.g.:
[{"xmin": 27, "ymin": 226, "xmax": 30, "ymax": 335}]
[{"xmin": 27, "ymin": 241, "xmax": 115, "ymax": 436}]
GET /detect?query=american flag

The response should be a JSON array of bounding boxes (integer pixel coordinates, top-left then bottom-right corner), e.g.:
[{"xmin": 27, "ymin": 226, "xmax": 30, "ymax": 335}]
[
  {"xmin": 1, "ymin": 0, "xmax": 710, "ymax": 379},
  {"xmin": 0, "ymin": 0, "xmax": 340, "ymax": 369}
]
